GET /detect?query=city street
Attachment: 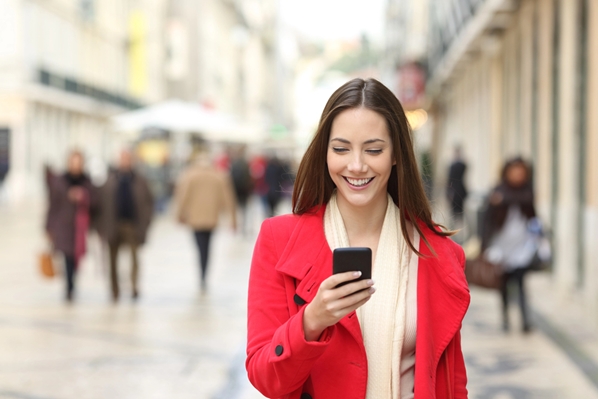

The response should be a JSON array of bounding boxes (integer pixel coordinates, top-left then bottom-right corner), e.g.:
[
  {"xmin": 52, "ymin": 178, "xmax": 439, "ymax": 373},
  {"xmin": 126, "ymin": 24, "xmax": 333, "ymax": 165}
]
[{"xmin": 1, "ymin": 199, "xmax": 598, "ymax": 399}]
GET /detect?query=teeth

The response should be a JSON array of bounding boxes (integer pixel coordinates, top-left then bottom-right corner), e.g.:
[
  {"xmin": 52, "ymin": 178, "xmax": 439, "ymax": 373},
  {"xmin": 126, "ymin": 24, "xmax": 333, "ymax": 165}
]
[{"xmin": 346, "ymin": 177, "xmax": 372, "ymax": 186}]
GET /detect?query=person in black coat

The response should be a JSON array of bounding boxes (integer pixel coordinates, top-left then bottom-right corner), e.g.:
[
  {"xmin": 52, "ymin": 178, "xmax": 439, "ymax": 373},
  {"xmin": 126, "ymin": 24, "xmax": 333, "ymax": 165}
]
[
  {"xmin": 263, "ymin": 156, "xmax": 288, "ymax": 217},
  {"xmin": 446, "ymin": 146, "xmax": 468, "ymax": 225}
]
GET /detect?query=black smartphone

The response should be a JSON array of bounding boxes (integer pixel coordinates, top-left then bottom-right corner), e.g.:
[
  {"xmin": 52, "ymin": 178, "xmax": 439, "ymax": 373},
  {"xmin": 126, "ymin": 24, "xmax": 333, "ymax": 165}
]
[{"xmin": 332, "ymin": 247, "xmax": 372, "ymax": 288}]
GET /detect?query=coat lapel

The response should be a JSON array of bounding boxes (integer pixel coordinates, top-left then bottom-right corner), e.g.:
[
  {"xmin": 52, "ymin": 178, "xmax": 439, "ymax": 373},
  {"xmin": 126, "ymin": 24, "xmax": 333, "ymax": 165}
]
[{"xmin": 274, "ymin": 207, "xmax": 365, "ymax": 345}]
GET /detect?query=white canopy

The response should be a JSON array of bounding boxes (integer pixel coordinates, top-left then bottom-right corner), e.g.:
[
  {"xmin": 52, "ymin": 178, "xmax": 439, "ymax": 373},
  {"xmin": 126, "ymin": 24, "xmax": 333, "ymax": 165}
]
[{"xmin": 111, "ymin": 99, "xmax": 261, "ymax": 143}]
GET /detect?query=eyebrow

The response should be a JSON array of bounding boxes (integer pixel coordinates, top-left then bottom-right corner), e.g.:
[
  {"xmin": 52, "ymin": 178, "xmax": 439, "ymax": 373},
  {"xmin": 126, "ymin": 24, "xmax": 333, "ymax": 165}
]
[{"xmin": 330, "ymin": 138, "xmax": 386, "ymax": 144}]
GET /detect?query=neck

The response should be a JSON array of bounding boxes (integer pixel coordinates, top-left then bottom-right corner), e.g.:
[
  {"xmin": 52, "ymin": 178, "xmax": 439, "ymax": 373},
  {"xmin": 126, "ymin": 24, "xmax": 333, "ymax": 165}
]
[{"xmin": 336, "ymin": 193, "xmax": 388, "ymax": 243}]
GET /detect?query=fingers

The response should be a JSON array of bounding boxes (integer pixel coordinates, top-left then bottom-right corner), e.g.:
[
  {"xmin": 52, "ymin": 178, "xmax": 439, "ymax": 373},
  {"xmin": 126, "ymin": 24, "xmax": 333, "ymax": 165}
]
[
  {"xmin": 326, "ymin": 284, "xmax": 375, "ymax": 315},
  {"xmin": 336, "ymin": 278, "xmax": 375, "ymax": 298},
  {"xmin": 320, "ymin": 272, "xmax": 374, "ymax": 298},
  {"xmin": 315, "ymin": 279, "xmax": 375, "ymax": 318},
  {"xmin": 321, "ymin": 271, "xmax": 362, "ymax": 290},
  {"xmin": 305, "ymin": 273, "xmax": 376, "ymax": 334}
]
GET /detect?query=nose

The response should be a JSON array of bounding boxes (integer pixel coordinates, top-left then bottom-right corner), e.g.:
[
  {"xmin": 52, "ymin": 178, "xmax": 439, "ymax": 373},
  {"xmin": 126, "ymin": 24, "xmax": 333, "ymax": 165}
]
[{"xmin": 347, "ymin": 153, "xmax": 368, "ymax": 173}]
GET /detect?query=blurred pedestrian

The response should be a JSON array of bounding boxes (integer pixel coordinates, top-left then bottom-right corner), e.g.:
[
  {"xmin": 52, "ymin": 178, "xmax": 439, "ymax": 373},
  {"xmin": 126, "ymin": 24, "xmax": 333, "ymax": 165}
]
[
  {"xmin": 246, "ymin": 78, "xmax": 469, "ymax": 398},
  {"xmin": 44, "ymin": 150, "xmax": 98, "ymax": 302},
  {"xmin": 263, "ymin": 155, "xmax": 287, "ymax": 217},
  {"xmin": 481, "ymin": 156, "xmax": 536, "ymax": 333},
  {"xmin": 153, "ymin": 154, "xmax": 173, "ymax": 213},
  {"xmin": 98, "ymin": 149, "xmax": 154, "ymax": 302},
  {"xmin": 229, "ymin": 146, "xmax": 253, "ymax": 234},
  {"xmin": 174, "ymin": 151, "xmax": 237, "ymax": 290},
  {"xmin": 446, "ymin": 146, "xmax": 468, "ymax": 228}
]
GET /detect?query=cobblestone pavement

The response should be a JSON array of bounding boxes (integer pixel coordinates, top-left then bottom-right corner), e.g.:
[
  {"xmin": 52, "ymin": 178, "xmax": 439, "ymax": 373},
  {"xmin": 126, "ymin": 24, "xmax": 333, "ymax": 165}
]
[{"xmin": 1, "ymin": 199, "xmax": 597, "ymax": 399}]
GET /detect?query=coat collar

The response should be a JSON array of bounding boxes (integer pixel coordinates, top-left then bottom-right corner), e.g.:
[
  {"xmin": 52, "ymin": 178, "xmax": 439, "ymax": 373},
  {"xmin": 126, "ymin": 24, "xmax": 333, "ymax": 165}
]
[{"xmin": 274, "ymin": 206, "xmax": 332, "ymax": 302}]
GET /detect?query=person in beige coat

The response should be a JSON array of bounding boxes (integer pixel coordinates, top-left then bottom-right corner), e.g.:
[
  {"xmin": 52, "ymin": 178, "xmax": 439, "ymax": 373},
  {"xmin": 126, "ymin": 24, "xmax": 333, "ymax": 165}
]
[{"xmin": 175, "ymin": 152, "xmax": 237, "ymax": 290}]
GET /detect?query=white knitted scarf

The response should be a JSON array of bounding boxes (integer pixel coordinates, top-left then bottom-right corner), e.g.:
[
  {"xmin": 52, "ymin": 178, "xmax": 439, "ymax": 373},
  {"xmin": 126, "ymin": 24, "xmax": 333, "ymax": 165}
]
[{"xmin": 324, "ymin": 192, "xmax": 411, "ymax": 399}]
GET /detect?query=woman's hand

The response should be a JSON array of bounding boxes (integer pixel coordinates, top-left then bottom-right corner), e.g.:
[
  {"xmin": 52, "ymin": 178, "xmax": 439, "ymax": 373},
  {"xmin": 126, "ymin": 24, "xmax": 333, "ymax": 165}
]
[
  {"xmin": 68, "ymin": 187, "xmax": 84, "ymax": 203},
  {"xmin": 489, "ymin": 191, "xmax": 503, "ymax": 205},
  {"xmin": 303, "ymin": 271, "xmax": 375, "ymax": 341}
]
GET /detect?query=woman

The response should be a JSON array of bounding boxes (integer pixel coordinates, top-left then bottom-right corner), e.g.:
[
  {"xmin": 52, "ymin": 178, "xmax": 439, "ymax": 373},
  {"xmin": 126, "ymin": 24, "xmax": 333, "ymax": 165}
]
[
  {"xmin": 481, "ymin": 157, "xmax": 536, "ymax": 333},
  {"xmin": 246, "ymin": 78, "xmax": 470, "ymax": 399},
  {"xmin": 45, "ymin": 150, "xmax": 97, "ymax": 302}
]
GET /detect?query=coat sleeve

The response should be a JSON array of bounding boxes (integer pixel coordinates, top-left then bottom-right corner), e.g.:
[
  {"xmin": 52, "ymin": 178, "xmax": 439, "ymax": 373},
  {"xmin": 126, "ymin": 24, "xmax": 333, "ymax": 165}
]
[{"xmin": 246, "ymin": 219, "xmax": 334, "ymax": 398}]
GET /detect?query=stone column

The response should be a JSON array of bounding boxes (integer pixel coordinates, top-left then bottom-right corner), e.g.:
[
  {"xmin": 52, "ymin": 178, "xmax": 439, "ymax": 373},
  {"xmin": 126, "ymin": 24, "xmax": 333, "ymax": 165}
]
[
  {"xmin": 583, "ymin": 0, "xmax": 598, "ymax": 323},
  {"xmin": 554, "ymin": 0, "xmax": 580, "ymax": 293},
  {"xmin": 535, "ymin": 0, "xmax": 555, "ymax": 223}
]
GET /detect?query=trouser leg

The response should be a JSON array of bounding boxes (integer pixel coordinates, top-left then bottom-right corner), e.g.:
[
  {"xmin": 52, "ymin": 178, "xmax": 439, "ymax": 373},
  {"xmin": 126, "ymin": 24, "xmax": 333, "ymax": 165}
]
[
  {"xmin": 500, "ymin": 272, "xmax": 511, "ymax": 331},
  {"xmin": 64, "ymin": 255, "xmax": 76, "ymax": 300},
  {"xmin": 515, "ymin": 269, "xmax": 531, "ymax": 331},
  {"xmin": 239, "ymin": 199, "xmax": 248, "ymax": 234},
  {"xmin": 266, "ymin": 193, "xmax": 278, "ymax": 217},
  {"xmin": 194, "ymin": 230, "xmax": 212, "ymax": 285},
  {"xmin": 120, "ymin": 223, "xmax": 140, "ymax": 298},
  {"xmin": 109, "ymin": 240, "xmax": 120, "ymax": 300},
  {"xmin": 130, "ymin": 243, "xmax": 139, "ymax": 296}
]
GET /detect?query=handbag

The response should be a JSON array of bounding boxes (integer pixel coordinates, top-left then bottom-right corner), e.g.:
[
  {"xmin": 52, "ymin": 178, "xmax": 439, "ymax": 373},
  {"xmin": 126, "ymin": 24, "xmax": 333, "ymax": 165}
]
[
  {"xmin": 39, "ymin": 251, "xmax": 55, "ymax": 278},
  {"xmin": 525, "ymin": 219, "xmax": 552, "ymax": 272},
  {"xmin": 465, "ymin": 256, "xmax": 503, "ymax": 289}
]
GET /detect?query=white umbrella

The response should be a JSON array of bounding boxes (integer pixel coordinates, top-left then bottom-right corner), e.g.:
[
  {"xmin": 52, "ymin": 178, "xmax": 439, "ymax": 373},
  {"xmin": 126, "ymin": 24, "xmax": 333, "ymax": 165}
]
[{"xmin": 112, "ymin": 99, "xmax": 237, "ymax": 134}]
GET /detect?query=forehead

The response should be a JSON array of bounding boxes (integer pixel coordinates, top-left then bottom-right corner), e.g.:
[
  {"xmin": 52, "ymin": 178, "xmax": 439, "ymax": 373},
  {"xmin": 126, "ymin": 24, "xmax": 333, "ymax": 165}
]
[
  {"xmin": 329, "ymin": 108, "xmax": 389, "ymax": 140},
  {"xmin": 508, "ymin": 163, "xmax": 527, "ymax": 172}
]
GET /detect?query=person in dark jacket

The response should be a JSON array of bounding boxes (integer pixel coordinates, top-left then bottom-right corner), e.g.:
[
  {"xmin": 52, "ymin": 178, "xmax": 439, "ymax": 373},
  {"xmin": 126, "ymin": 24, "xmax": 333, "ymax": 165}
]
[
  {"xmin": 264, "ymin": 156, "xmax": 288, "ymax": 217},
  {"xmin": 45, "ymin": 150, "xmax": 98, "ymax": 302},
  {"xmin": 446, "ymin": 146, "xmax": 468, "ymax": 226},
  {"xmin": 481, "ymin": 157, "xmax": 536, "ymax": 333},
  {"xmin": 229, "ymin": 146, "xmax": 253, "ymax": 233},
  {"xmin": 98, "ymin": 149, "xmax": 154, "ymax": 302}
]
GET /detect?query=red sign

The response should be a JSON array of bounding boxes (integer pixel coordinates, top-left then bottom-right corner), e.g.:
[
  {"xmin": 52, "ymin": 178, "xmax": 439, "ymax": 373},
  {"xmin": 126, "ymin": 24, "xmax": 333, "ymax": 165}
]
[{"xmin": 396, "ymin": 63, "xmax": 426, "ymax": 110}]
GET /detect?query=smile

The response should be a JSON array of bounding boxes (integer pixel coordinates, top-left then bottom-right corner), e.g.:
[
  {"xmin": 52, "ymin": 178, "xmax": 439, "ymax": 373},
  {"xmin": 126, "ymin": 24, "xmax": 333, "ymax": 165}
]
[{"xmin": 344, "ymin": 177, "xmax": 374, "ymax": 187}]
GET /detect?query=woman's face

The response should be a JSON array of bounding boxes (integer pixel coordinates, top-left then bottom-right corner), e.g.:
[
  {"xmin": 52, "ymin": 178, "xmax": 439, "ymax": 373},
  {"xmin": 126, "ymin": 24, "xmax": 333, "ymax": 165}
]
[
  {"xmin": 327, "ymin": 107, "xmax": 395, "ymax": 210},
  {"xmin": 506, "ymin": 163, "xmax": 528, "ymax": 187},
  {"xmin": 68, "ymin": 154, "xmax": 84, "ymax": 175}
]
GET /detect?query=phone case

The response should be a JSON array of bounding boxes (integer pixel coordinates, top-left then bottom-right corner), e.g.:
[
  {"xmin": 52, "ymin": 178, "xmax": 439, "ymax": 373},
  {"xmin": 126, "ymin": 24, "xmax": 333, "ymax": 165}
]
[{"xmin": 332, "ymin": 247, "xmax": 372, "ymax": 287}]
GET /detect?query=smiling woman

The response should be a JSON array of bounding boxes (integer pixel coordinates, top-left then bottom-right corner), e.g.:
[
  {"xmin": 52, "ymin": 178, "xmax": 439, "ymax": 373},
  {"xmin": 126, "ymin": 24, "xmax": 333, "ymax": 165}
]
[{"xmin": 246, "ymin": 78, "xmax": 470, "ymax": 399}]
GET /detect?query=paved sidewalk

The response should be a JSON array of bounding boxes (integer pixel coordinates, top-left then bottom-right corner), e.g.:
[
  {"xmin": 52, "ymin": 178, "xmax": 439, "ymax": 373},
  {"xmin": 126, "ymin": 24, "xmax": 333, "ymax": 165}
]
[
  {"xmin": 1, "ymin": 200, "xmax": 598, "ymax": 398},
  {"xmin": 0, "ymin": 200, "xmax": 266, "ymax": 399},
  {"xmin": 463, "ymin": 281, "xmax": 598, "ymax": 398}
]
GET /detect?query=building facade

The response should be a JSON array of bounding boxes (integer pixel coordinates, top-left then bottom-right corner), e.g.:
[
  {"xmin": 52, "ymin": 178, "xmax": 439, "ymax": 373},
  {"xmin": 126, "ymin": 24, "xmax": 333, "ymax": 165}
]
[
  {"xmin": 165, "ymin": 0, "xmax": 291, "ymax": 136},
  {"xmin": 0, "ymin": 0, "xmax": 169, "ymax": 201},
  {"xmin": 426, "ymin": 0, "xmax": 598, "ymax": 320},
  {"xmin": 0, "ymin": 0, "xmax": 290, "ymax": 202}
]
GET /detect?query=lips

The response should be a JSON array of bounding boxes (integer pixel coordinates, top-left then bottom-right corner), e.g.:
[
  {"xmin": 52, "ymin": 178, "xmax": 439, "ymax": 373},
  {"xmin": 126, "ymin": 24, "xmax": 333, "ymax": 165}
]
[{"xmin": 344, "ymin": 177, "xmax": 374, "ymax": 187}]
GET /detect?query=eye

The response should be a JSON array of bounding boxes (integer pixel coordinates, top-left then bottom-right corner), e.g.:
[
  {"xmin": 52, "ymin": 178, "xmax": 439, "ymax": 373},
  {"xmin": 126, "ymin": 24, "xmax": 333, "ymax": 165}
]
[
  {"xmin": 332, "ymin": 147, "xmax": 349, "ymax": 153},
  {"xmin": 365, "ymin": 149, "xmax": 383, "ymax": 155}
]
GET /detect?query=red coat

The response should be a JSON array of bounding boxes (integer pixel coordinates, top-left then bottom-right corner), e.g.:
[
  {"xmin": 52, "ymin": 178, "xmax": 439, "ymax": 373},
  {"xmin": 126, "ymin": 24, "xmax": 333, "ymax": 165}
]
[{"xmin": 246, "ymin": 206, "xmax": 470, "ymax": 399}]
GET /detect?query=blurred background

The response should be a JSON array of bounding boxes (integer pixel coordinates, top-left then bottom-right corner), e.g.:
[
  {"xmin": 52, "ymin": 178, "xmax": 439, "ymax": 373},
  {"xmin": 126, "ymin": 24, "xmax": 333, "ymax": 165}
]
[{"xmin": 1, "ymin": 0, "xmax": 598, "ymax": 398}]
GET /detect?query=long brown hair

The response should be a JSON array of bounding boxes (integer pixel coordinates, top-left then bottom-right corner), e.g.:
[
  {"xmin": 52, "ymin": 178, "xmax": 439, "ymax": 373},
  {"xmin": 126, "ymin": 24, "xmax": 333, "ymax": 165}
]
[{"xmin": 292, "ymin": 78, "xmax": 451, "ymax": 256}]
